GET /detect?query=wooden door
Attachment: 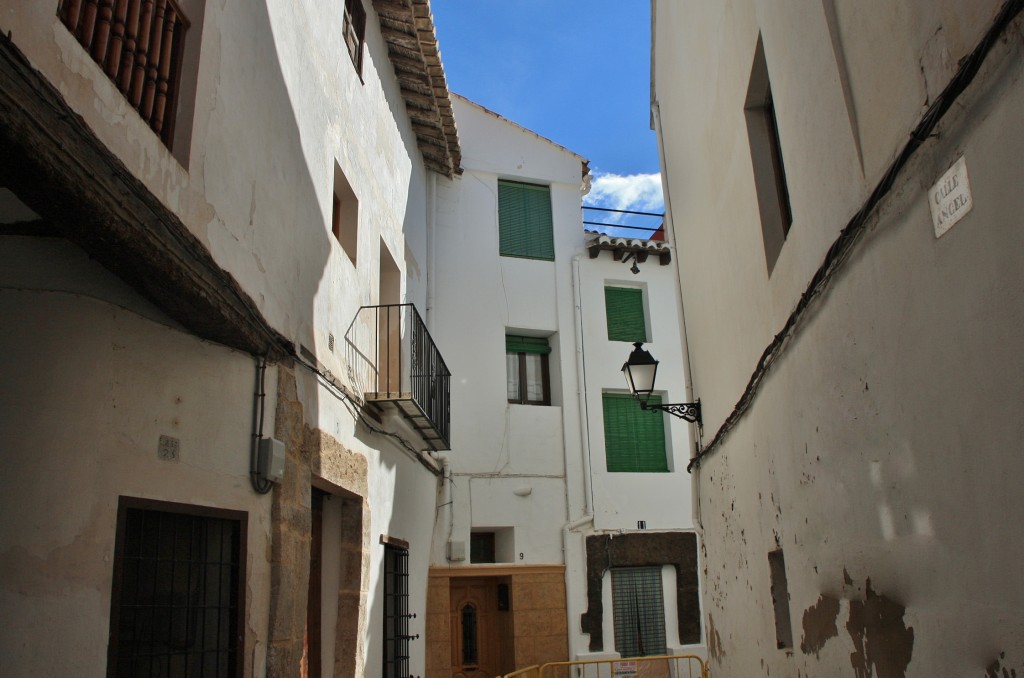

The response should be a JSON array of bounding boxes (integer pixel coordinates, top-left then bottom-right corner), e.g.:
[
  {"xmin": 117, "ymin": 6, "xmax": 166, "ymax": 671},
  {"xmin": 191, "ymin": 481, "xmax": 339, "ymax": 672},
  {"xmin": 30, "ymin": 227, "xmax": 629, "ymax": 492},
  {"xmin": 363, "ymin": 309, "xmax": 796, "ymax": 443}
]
[{"xmin": 449, "ymin": 578, "xmax": 512, "ymax": 678}]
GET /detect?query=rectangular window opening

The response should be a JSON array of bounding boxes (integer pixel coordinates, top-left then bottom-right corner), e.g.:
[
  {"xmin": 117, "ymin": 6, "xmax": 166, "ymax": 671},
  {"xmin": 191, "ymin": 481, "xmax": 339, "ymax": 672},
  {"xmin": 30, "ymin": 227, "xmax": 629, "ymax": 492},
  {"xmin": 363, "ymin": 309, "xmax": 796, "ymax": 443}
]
[
  {"xmin": 768, "ymin": 549, "xmax": 794, "ymax": 650},
  {"xmin": 470, "ymin": 532, "xmax": 496, "ymax": 564},
  {"xmin": 382, "ymin": 543, "xmax": 410, "ymax": 678},
  {"xmin": 605, "ymin": 286, "xmax": 648, "ymax": 343},
  {"xmin": 612, "ymin": 566, "xmax": 667, "ymax": 658},
  {"xmin": 498, "ymin": 180, "xmax": 555, "ymax": 261},
  {"xmin": 57, "ymin": 0, "xmax": 199, "ymax": 161},
  {"xmin": 107, "ymin": 497, "xmax": 246, "ymax": 678},
  {"xmin": 343, "ymin": 0, "xmax": 366, "ymax": 76},
  {"xmin": 333, "ymin": 163, "xmax": 359, "ymax": 264},
  {"xmin": 603, "ymin": 392, "xmax": 668, "ymax": 473},
  {"xmin": 506, "ymin": 335, "xmax": 551, "ymax": 406},
  {"xmin": 745, "ymin": 34, "xmax": 793, "ymax": 275}
]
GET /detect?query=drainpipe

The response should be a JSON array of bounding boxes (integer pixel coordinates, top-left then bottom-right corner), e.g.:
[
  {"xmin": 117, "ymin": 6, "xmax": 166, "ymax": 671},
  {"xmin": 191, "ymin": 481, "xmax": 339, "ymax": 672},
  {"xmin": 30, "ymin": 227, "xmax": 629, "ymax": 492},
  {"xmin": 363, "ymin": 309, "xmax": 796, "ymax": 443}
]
[
  {"xmin": 430, "ymin": 451, "xmax": 453, "ymax": 560},
  {"xmin": 426, "ymin": 172, "xmax": 437, "ymax": 328},
  {"xmin": 561, "ymin": 254, "xmax": 595, "ymax": 660},
  {"xmin": 652, "ymin": 100, "xmax": 702, "ymax": 531}
]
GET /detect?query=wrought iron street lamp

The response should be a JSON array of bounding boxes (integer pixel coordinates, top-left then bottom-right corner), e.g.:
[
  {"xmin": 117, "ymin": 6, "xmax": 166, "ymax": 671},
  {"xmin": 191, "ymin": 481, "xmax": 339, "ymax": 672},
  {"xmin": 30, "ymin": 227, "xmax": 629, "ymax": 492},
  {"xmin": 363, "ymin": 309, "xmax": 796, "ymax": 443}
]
[{"xmin": 621, "ymin": 342, "xmax": 702, "ymax": 426}]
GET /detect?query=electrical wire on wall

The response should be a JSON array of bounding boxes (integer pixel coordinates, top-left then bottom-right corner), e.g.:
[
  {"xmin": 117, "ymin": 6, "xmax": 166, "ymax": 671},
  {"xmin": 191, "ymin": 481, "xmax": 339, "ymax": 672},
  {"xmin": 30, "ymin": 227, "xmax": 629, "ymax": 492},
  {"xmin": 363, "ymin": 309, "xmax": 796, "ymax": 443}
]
[
  {"xmin": 249, "ymin": 356, "xmax": 274, "ymax": 494},
  {"xmin": 687, "ymin": 0, "xmax": 1024, "ymax": 473}
]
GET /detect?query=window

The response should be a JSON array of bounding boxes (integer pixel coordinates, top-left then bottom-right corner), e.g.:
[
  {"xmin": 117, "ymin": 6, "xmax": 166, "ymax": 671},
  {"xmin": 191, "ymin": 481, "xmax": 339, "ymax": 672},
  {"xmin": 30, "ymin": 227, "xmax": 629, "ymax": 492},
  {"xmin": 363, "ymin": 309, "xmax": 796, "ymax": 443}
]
[
  {"xmin": 470, "ymin": 532, "xmax": 496, "ymax": 564},
  {"xmin": 332, "ymin": 163, "xmax": 359, "ymax": 264},
  {"xmin": 506, "ymin": 335, "xmax": 551, "ymax": 405},
  {"xmin": 768, "ymin": 549, "xmax": 794, "ymax": 650},
  {"xmin": 605, "ymin": 286, "xmax": 647, "ymax": 342},
  {"xmin": 343, "ymin": 0, "xmax": 366, "ymax": 75},
  {"xmin": 382, "ymin": 543, "xmax": 410, "ymax": 678},
  {"xmin": 107, "ymin": 497, "xmax": 245, "ymax": 678},
  {"xmin": 603, "ymin": 392, "xmax": 668, "ymax": 472},
  {"xmin": 498, "ymin": 180, "xmax": 554, "ymax": 261},
  {"xmin": 745, "ymin": 34, "xmax": 793, "ymax": 275},
  {"xmin": 612, "ymin": 567, "xmax": 667, "ymax": 657},
  {"xmin": 57, "ymin": 0, "xmax": 191, "ymax": 150}
]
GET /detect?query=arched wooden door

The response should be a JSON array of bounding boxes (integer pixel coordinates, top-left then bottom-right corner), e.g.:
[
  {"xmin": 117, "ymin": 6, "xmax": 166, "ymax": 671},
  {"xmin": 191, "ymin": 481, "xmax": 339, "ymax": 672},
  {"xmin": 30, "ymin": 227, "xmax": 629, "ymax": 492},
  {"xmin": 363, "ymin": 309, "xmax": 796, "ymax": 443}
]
[{"xmin": 449, "ymin": 578, "xmax": 512, "ymax": 678}]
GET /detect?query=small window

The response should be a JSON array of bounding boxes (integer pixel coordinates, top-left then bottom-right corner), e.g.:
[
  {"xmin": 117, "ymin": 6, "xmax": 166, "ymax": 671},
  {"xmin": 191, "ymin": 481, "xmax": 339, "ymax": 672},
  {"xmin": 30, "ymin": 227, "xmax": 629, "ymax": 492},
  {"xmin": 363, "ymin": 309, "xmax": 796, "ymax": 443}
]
[
  {"xmin": 605, "ymin": 286, "xmax": 647, "ymax": 342},
  {"xmin": 107, "ymin": 497, "xmax": 245, "ymax": 677},
  {"xmin": 506, "ymin": 335, "xmax": 551, "ymax": 405},
  {"xmin": 382, "ymin": 543, "xmax": 410, "ymax": 678},
  {"xmin": 498, "ymin": 180, "xmax": 555, "ymax": 261},
  {"xmin": 745, "ymin": 34, "xmax": 793, "ymax": 275},
  {"xmin": 768, "ymin": 549, "xmax": 794, "ymax": 649},
  {"xmin": 343, "ymin": 0, "xmax": 366, "ymax": 75},
  {"xmin": 470, "ymin": 532, "xmax": 496, "ymax": 564},
  {"xmin": 461, "ymin": 603, "xmax": 479, "ymax": 666},
  {"xmin": 332, "ymin": 163, "xmax": 359, "ymax": 264},
  {"xmin": 57, "ymin": 0, "xmax": 191, "ymax": 152},
  {"xmin": 603, "ymin": 392, "xmax": 668, "ymax": 473},
  {"xmin": 612, "ymin": 567, "xmax": 667, "ymax": 657}
]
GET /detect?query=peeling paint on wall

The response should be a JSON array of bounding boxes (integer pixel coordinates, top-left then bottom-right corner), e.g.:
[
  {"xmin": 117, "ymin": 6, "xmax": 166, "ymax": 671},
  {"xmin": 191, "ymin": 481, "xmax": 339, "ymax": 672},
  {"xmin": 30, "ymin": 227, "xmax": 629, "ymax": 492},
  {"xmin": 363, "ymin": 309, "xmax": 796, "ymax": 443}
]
[
  {"xmin": 800, "ymin": 594, "xmax": 840, "ymax": 657},
  {"xmin": 846, "ymin": 579, "xmax": 914, "ymax": 678},
  {"xmin": 707, "ymin": 612, "xmax": 725, "ymax": 664},
  {"xmin": 986, "ymin": 651, "xmax": 1020, "ymax": 678}
]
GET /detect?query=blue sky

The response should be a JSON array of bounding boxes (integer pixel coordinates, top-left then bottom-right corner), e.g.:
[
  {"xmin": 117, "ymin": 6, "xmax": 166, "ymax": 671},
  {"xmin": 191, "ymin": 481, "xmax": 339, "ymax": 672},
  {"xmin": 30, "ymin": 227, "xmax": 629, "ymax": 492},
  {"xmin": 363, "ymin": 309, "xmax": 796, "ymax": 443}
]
[{"xmin": 430, "ymin": 1, "xmax": 665, "ymax": 227}]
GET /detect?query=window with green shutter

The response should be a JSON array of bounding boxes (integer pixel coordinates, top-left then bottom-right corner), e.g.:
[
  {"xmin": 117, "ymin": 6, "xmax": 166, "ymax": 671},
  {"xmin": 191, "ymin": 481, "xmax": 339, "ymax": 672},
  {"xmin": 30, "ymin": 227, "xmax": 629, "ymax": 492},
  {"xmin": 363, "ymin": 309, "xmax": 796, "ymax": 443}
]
[
  {"xmin": 605, "ymin": 286, "xmax": 647, "ymax": 342},
  {"xmin": 498, "ymin": 180, "xmax": 555, "ymax": 261},
  {"xmin": 506, "ymin": 335, "xmax": 551, "ymax": 405},
  {"xmin": 603, "ymin": 392, "xmax": 668, "ymax": 472}
]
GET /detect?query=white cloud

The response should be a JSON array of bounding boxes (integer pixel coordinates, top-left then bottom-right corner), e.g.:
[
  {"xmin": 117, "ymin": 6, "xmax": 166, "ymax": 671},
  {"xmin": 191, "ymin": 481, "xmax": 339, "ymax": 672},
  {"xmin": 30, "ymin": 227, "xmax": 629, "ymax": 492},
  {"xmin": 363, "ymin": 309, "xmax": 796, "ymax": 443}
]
[{"xmin": 585, "ymin": 172, "xmax": 664, "ymax": 214}]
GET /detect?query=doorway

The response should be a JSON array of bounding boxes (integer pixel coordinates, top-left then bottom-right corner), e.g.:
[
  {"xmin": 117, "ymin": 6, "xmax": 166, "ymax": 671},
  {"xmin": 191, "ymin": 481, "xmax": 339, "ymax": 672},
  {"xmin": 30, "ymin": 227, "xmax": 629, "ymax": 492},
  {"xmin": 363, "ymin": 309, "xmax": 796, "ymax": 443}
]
[{"xmin": 449, "ymin": 577, "xmax": 514, "ymax": 678}]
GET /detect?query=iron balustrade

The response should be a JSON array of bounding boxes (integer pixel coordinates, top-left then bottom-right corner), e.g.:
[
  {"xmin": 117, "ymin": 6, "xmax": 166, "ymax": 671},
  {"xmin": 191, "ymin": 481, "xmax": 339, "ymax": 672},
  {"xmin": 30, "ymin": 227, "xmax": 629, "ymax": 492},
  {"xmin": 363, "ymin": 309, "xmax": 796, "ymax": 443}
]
[{"xmin": 357, "ymin": 303, "xmax": 451, "ymax": 450}]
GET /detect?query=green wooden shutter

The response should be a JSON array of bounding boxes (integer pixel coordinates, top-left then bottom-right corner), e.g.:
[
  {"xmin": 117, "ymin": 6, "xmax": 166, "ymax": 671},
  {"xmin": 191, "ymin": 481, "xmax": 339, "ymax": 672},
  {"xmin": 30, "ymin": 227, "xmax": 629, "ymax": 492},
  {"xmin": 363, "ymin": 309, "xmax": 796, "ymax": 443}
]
[
  {"xmin": 605, "ymin": 287, "xmax": 647, "ymax": 342},
  {"xmin": 498, "ymin": 180, "xmax": 554, "ymax": 260},
  {"xmin": 505, "ymin": 335, "xmax": 551, "ymax": 355},
  {"xmin": 602, "ymin": 393, "xmax": 667, "ymax": 472}
]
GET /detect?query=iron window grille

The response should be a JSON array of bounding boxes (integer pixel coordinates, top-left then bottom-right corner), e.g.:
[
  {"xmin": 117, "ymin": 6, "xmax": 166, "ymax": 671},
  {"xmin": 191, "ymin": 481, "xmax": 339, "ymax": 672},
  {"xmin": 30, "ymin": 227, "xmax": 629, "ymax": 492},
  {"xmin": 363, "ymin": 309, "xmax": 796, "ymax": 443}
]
[
  {"xmin": 106, "ymin": 497, "xmax": 245, "ymax": 678},
  {"xmin": 382, "ymin": 544, "xmax": 412, "ymax": 678}
]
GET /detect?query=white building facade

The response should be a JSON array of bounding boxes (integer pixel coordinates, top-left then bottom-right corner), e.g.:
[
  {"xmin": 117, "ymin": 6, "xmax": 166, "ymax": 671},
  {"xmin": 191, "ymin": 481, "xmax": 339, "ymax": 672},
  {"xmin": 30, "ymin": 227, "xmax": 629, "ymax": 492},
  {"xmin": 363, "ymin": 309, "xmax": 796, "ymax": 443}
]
[
  {"xmin": 1, "ymin": 1, "xmax": 460, "ymax": 676},
  {"xmin": 425, "ymin": 96, "xmax": 705, "ymax": 676},
  {"xmin": 653, "ymin": 1, "xmax": 1024, "ymax": 676}
]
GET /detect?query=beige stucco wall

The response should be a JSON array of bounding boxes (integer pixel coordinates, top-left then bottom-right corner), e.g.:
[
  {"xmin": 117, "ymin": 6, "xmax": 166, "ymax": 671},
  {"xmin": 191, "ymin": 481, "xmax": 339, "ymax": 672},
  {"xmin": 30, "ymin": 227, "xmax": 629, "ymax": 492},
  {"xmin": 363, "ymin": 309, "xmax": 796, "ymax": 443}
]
[
  {"xmin": 0, "ymin": 237, "xmax": 274, "ymax": 676},
  {"xmin": 654, "ymin": 1, "xmax": 1024, "ymax": 675}
]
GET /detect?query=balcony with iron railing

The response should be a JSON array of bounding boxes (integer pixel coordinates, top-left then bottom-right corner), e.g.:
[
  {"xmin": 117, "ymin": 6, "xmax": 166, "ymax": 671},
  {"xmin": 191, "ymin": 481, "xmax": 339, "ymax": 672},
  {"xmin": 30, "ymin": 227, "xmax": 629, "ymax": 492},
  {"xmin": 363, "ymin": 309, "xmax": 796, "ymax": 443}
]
[{"xmin": 347, "ymin": 303, "xmax": 451, "ymax": 451}]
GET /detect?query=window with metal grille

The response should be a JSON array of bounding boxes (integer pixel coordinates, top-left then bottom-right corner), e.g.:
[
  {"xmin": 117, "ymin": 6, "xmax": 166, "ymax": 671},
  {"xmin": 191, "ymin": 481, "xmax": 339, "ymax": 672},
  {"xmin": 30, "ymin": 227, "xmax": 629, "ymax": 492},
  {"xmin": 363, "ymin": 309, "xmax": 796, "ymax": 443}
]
[
  {"xmin": 107, "ymin": 497, "xmax": 245, "ymax": 678},
  {"xmin": 382, "ymin": 544, "xmax": 410, "ymax": 678},
  {"xmin": 343, "ymin": 0, "xmax": 366, "ymax": 76},
  {"xmin": 602, "ymin": 392, "xmax": 668, "ymax": 473},
  {"xmin": 506, "ymin": 335, "xmax": 551, "ymax": 405},
  {"xmin": 57, "ymin": 0, "xmax": 190, "ymax": 149},
  {"xmin": 498, "ymin": 180, "xmax": 555, "ymax": 261},
  {"xmin": 612, "ymin": 567, "xmax": 667, "ymax": 658},
  {"xmin": 604, "ymin": 286, "xmax": 647, "ymax": 343}
]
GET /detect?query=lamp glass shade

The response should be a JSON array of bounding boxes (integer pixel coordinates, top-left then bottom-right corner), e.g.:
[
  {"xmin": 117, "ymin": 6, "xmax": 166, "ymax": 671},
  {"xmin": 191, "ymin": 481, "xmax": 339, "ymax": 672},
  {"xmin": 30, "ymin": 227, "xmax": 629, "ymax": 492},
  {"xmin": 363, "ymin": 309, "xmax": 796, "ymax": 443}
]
[{"xmin": 622, "ymin": 342, "xmax": 659, "ymax": 401}]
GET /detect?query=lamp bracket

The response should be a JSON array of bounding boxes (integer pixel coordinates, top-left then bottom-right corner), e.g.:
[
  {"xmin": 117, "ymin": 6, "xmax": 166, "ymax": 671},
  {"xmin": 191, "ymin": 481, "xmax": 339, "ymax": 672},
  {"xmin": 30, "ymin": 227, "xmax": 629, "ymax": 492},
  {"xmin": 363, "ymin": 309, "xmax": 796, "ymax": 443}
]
[{"xmin": 640, "ymin": 399, "xmax": 702, "ymax": 426}]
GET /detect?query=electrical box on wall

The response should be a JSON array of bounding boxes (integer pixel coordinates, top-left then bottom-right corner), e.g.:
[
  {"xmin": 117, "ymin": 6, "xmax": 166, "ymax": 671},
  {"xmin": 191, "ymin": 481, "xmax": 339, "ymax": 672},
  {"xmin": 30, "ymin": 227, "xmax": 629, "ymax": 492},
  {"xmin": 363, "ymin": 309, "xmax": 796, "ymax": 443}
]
[{"xmin": 258, "ymin": 438, "xmax": 286, "ymax": 483}]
